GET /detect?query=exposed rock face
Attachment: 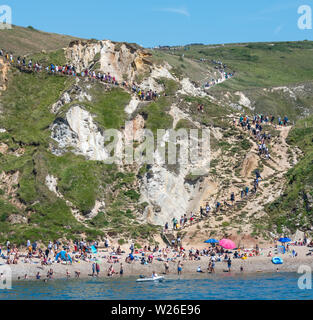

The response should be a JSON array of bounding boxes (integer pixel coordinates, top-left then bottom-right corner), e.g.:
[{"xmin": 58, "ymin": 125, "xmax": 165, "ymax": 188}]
[
  {"xmin": 0, "ymin": 171, "xmax": 26, "ymax": 210},
  {"xmin": 0, "ymin": 142, "xmax": 8, "ymax": 154},
  {"xmin": 178, "ymin": 78, "xmax": 207, "ymax": 97},
  {"xmin": 51, "ymin": 82, "xmax": 92, "ymax": 114},
  {"xmin": 45, "ymin": 175, "xmax": 63, "ymax": 198},
  {"xmin": 234, "ymin": 91, "xmax": 253, "ymax": 110},
  {"xmin": 49, "ymin": 102, "xmax": 212, "ymax": 227},
  {"xmin": 140, "ymin": 166, "xmax": 193, "ymax": 226},
  {"xmin": 124, "ymin": 97, "xmax": 140, "ymax": 115},
  {"xmin": 87, "ymin": 200, "xmax": 106, "ymax": 219},
  {"xmin": 139, "ymin": 64, "xmax": 176, "ymax": 92},
  {"xmin": 139, "ymin": 128, "xmax": 211, "ymax": 226},
  {"xmin": 51, "ymin": 105, "xmax": 110, "ymax": 160},
  {"xmin": 7, "ymin": 214, "xmax": 27, "ymax": 224},
  {"xmin": 66, "ymin": 40, "xmax": 152, "ymax": 82},
  {"xmin": 51, "ymin": 105, "xmax": 147, "ymax": 163}
]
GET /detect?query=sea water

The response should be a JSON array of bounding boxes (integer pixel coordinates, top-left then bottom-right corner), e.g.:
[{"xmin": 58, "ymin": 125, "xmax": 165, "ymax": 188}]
[{"xmin": 0, "ymin": 272, "xmax": 311, "ymax": 300}]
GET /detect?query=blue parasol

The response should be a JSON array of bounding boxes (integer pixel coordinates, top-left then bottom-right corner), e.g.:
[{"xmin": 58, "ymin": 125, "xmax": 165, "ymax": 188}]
[{"xmin": 204, "ymin": 239, "xmax": 219, "ymax": 244}]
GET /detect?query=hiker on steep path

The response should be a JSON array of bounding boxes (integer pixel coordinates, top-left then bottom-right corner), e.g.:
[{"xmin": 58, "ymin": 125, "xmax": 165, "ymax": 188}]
[
  {"xmin": 206, "ymin": 203, "xmax": 211, "ymax": 215},
  {"xmin": 255, "ymin": 169, "xmax": 261, "ymax": 180},
  {"xmin": 3, "ymin": 49, "xmax": 159, "ymax": 100},
  {"xmin": 230, "ymin": 192, "xmax": 235, "ymax": 205},
  {"xmin": 283, "ymin": 116, "xmax": 288, "ymax": 126},
  {"xmin": 245, "ymin": 186, "xmax": 249, "ymax": 197}
]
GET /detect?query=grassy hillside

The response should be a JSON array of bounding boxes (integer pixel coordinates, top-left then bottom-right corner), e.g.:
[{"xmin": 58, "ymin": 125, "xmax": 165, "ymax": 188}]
[
  {"xmin": 1, "ymin": 28, "xmax": 313, "ymax": 244},
  {"xmin": 0, "ymin": 51, "xmax": 158, "ymax": 245},
  {"xmin": 0, "ymin": 25, "xmax": 80, "ymax": 55},
  {"xmin": 167, "ymin": 41, "xmax": 313, "ymax": 90}
]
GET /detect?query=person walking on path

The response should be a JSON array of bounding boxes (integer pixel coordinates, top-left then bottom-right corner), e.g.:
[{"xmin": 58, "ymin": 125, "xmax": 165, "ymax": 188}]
[{"xmin": 230, "ymin": 192, "xmax": 235, "ymax": 206}]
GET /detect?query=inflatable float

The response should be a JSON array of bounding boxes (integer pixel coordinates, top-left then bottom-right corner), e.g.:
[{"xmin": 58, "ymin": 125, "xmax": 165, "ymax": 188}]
[
  {"xmin": 272, "ymin": 256, "xmax": 283, "ymax": 264},
  {"xmin": 136, "ymin": 276, "xmax": 164, "ymax": 282}
]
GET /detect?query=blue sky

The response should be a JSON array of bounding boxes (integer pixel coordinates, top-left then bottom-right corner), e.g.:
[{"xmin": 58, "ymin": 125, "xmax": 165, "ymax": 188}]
[{"xmin": 6, "ymin": 0, "xmax": 313, "ymax": 47}]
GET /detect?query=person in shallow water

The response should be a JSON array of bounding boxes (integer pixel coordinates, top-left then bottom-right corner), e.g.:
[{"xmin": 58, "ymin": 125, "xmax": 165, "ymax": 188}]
[
  {"xmin": 164, "ymin": 261, "xmax": 169, "ymax": 274},
  {"xmin": 197, "ymin": 266, "xmax": 204, "ymax": 273},
  {"xmin": 177, "ymin": 261, "xmax": 183, "ymax": 275},
  {"xmin": 227, "ymin": 257, "xmax": 232, "ymax": 272},
  {"xmin": 92, "ymin": 262, "xmax": 96, "ymax": 277}
]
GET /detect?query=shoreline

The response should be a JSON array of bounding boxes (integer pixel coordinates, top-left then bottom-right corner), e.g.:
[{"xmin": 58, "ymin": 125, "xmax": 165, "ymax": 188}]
[{"xmin": 6, "ymin": 249, "xmax": 313, "ymax": 281}]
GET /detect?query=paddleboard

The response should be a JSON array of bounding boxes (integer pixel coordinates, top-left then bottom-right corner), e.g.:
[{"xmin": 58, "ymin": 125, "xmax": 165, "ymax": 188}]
[{"xmin": 136, "ymin": 276, "xmax": 164, "ymax": 282}]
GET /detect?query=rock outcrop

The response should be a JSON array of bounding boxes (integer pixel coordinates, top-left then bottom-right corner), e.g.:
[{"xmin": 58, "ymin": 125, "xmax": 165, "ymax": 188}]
[
  {"xmin": 66, "ymin": 40, "xmax": 153, "ymax": 82},
  {"xmin": 51, "ymin": 105, "xmax": 110, "ymax": 160}
]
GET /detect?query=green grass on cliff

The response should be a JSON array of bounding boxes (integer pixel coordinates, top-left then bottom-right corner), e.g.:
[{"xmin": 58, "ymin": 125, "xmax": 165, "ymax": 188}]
[
  {"xmin": 0, "ymin": 25, "xmax": 79, "ymax": 56},
  {"xmin": 86, "ymin": 85, "xmax": 131, "ymax": 130},
  {"xmin": 0, "ymin": 69, "xmax": 74, "ymax": 145},
  {"xmin": 0, "ymin": 62, "xmax": 149, "ymax": 245},
  {"xmin": 170, "ymin": 41, "xmax": 313, "ymax": 90}
]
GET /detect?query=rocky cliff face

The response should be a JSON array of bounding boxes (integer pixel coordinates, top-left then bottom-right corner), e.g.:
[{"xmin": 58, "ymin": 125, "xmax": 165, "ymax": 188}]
[
  {"xmin": 51, "ymin": 105, "xmax": 110, "ymax": 161},
  {"xmin": 40, "ymin": 40, "xmax": 310, "ymax": 240},
  {"xmin": 65, "ymin": 40, "xmax": 153, "ymax": 82}
]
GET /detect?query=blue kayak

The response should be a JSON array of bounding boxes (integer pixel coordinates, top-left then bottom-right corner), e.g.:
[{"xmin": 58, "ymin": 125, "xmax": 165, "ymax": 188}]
[{"xmin": 272, "ymin": 256, "xmax": 283, "ymax": 264}]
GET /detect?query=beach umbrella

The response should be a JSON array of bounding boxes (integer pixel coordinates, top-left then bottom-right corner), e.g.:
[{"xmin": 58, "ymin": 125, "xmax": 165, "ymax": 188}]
[
  {"xmin": 204, "ymin": 239, "xmax": 219, "ymax": 244},
  {"xmin": 279, "ymin": 237, "xmax": 291, "ymax": 243},
  {"xmin": 219, "ymin": 239, "xmax": 236, "ymax": 250}
]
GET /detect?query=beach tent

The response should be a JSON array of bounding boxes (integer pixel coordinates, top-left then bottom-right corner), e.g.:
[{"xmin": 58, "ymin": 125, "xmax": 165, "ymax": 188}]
[
  {"xmin": 279, "ymin": 237, "xmax": 291, "ymax": 243},
  {"xmin": 91, "ymin": 245, "xmax": 97, "ymax": 254},
  {"xmin": 55, "ymin": 250, "xmax": 72, "ymax": 263},
  {"xmin": 204, "ymin": 239, "xmax": 219, "ymax": 244},
  {"xmin": 277, "ymin": 245, "xmax": 286, "ymax": 254}
]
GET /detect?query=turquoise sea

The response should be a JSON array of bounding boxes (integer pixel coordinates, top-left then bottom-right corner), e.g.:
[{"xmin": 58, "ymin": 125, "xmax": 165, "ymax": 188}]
[{"xmin": 0, "ymin": 272, "xmax": 311, "ymax": 300}]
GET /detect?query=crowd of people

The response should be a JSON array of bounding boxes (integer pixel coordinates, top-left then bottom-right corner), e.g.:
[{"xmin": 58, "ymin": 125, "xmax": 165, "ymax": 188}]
[
  {"xmin": 203, "ymin": 71, "xmax": 234, "ymax": 89},
  {"xmin": 1, "ymin": 231, "xmax": 310, "ymax": 281},
  {"xmin": 0, "ymin": 49, "xmax": 159, "ymax": 102},
  {"xmin": 236, "ymin": 114, "xmax": 289, "ymax": 160},
  {"xmin": 164, "ymin": 113, "xmax": 291, "ymax": 234},
  {"xmin": 202, "ymin": 59, "xmax": 235, "ymax": 88},
  {"xmin": 131, "ymin": 83, "xmax": 158, "ymax": 101}
]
